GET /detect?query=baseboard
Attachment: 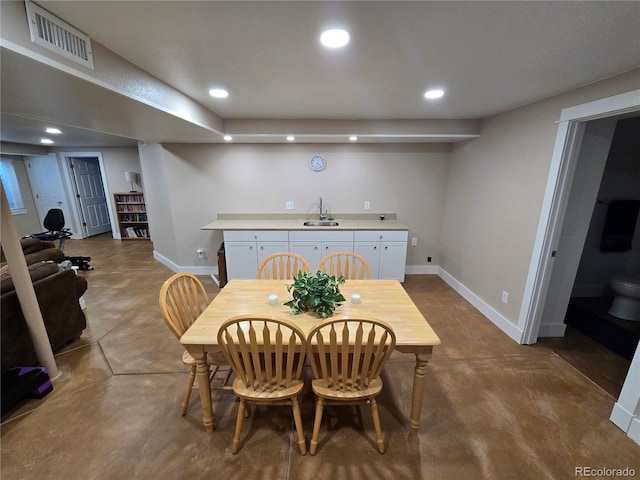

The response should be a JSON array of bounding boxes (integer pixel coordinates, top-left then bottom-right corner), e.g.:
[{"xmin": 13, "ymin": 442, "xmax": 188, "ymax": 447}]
[
  {"xmin": 437, "ymin": 267, "xmax": 524, "ymax": 344},
  {"xmin": 628, "ymin": 417, "xmax": 640, "ymax": 446},
  {"xmin": 406, "ymin": 265, "xmax": 439, "ymax": 275},
  {"xmin": 152, "ymin": 250, "xmax": 218, "ymax": 276},
  {"xmin": 537, "ymin": 322, "xmax": 568, "ymax": 337},
  {"xmin": 610, "ymin": 402, "xmax": 635, "ymax": 433}
]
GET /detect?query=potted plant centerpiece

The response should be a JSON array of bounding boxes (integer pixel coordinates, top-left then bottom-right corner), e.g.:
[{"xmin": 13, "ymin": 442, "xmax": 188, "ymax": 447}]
[{"xmin": 284, "ymin": 271, "xmax": 346, "ymax": 318}]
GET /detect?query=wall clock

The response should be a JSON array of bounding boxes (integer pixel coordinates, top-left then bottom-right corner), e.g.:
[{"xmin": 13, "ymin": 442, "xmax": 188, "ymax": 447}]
[{"xmin": 310, "ymin": 155, "xmax": 326, "ymax": 171}]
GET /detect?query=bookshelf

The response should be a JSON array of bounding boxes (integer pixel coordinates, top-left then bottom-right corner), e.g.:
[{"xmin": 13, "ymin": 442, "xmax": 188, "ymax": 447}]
[{"xmin": 114, "ymin": 192, "xmax": 150, "ymax": 241}]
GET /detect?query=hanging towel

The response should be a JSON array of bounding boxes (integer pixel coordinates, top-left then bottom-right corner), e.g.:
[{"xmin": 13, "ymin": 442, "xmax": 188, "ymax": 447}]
[{"xmin": 600, "ymin": 200, "xmax": 640, "ymax": 252}]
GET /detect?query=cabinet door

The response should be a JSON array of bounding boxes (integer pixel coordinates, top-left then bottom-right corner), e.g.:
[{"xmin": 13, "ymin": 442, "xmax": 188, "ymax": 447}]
[
  {"xmin": 379, "ymin": 242, "xmax": 408, "ymax": 281},
  {"xmin": 257, "ymin": 241, "xmax": 289, "ymax": 265},
  {"xmin": 321, "ymin": 241, "xmax": 353, "ymax": 255},
  {"xmin": 225, "ymin": 242, "xmax": 258, "ymax": 280},
  {"xmin": 289, "ymin": 242, "xmax": 322, "ymax": 272},
  {"xmin": 354, "ymin": 242, "xmax": 381, "ymax": 279}
]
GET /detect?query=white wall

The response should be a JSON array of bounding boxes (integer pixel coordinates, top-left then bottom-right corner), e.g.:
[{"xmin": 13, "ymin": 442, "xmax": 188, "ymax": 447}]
[
  {"xmin": 139, "ymin": 143, "xmax": 451, "ymax": 269},
  {"xmin": 440, "ymin": 69, "xmax": 640, "ymax": 326}
]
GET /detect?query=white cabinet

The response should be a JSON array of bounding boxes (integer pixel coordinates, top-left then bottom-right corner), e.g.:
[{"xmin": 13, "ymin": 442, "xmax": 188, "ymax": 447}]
[
  {"xmin": 222, "ymin": 228, "xmax": 408, "ymax": 281},
  {"xmin": 224, "ymin": 230, "xmax": 289, "ymax": 279},
  {"xmin": 354, "ymin": 230, "xmax": 408, "ymax": 281},
  {"xmin": 289, "ymin": 231, "xmax": 354, "ymax": 272}
]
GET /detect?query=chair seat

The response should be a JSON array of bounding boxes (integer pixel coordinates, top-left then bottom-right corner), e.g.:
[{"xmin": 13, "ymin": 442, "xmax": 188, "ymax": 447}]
[
  {"xmin": 311, "ymin": 377, "xmax": 383, "ymax": 400},
  {"xmin": 232, "ymin": 377, "xmax": 305, "ymax": 401}
]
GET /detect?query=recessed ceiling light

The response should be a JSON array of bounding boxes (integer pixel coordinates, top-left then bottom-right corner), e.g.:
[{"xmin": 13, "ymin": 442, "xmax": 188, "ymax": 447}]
[
  {"xmin": 40, "ymin": 138, "xmax": 54, "ymax": 144},
  {"xmin": 286, "ymin": 136, "xmax": 295, "ymax": 142},
  {"xmin": 424, "ymin": 89, "xmax": 445, "ymax": 100},
  {"xmin": 45, "ymin": 128, "xmax": 62, "ymax": 134},
  {"xmin": 209, "ymin": 88, "xmax": 229, "ymax": 98},
  {"xmin": 349, "ymin": 136, "xmax": 358, "ymax": 142},
  {"xmin": 223, "ymin": 135, "xmax": 233, "ymax": 142},
  {"xmin": 320, "ymin": 29, "xmax": 350, "ymax": 48}
]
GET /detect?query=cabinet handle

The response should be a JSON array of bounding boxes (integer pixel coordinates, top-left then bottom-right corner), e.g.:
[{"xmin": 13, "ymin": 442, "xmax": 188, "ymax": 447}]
[
  {"xmin": 314, "ymin": 246, "xmax": 318, "ymax": 250},
  {"xmin": 260, "ymin": 246, "xmax": 264, "ymax": 250},
  {"xmin": 249, "ymin": 246, "xmax": 253, "ymax": 250},
  {"xmin": 385, "ymin": 246, "xmax": 388, "ymax": 250},
  {"xmin": 325, "ymin": 246, "xmax": 329, "ymax": 250},
  {"xmin": 380, "ymin": 236, "xmax": 383, "ymax": 240},
  {"xmin": 374, "ymin": 246, "xmax": 377, "ymax": 250}
]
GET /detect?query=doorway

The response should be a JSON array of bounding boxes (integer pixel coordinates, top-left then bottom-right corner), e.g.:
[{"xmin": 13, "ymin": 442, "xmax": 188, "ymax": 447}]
[
  {"xmin": 25, "ymin": 154, "xmax": 73, "ymax": 233},
  {"xmin": 518, "ymin": 89, "xmax": 640, "ymax": 443},
  {"xmin": 538, "ymin": 115, "xmax": 640, "ymax": 398},
  {"xmin": 69, "ymin": 156, "xmax": 111, "ymax": 237}
]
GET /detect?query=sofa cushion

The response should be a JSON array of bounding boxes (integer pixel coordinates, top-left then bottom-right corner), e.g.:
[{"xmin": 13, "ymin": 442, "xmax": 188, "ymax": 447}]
[{"xmin": 0, "ymin": 262, "xmax": 60, "ymax": 295}]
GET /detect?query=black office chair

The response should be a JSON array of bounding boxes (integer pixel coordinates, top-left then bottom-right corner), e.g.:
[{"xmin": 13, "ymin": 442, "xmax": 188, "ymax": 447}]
[{"xmin": 30, "ymin": 208, "xmax": 73, "ymax": 251}]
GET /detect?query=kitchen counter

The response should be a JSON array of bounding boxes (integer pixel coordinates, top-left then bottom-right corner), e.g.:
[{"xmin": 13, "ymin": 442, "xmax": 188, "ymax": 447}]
[{"xmin": 202, "ymin": 213, "xmax": 409, "ymax": 231}]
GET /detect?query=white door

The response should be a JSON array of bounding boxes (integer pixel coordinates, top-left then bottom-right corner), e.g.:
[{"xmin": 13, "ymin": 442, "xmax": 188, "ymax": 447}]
[
  {"xmin": 25, "ymin": 155, "xmax": 71, "ymax": 231},
  {"xmin": 70, "ymin": 157, "xmax": 111, "ymax": 236}
]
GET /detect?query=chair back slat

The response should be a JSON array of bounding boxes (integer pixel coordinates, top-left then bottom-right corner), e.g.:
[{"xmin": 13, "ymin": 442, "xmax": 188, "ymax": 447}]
[
  {"xmin": 218, "ymin": 315, "xmax": 307, "ymax": 393},
  {"xmin": 308, "ymin": 316, "xmax": 395, "ymax": 392},
  {"xmin": 257, "ymin": 252, "xmax": 311, "ymax": 280},
  {"xmin": 317, "ymin": 252, "xmax": 371, "ymax": 280},
  {"xmin": 159, "ymin": 273, "xmax": 210, "ymax": 339}
]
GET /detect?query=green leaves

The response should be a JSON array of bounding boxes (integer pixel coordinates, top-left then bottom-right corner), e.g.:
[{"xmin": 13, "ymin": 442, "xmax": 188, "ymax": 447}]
[{"xmin": 284, "ymin": 271, "xmax": 346, "ymax": 318}]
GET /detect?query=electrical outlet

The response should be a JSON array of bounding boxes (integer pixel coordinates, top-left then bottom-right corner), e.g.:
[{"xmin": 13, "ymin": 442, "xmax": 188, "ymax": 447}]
[
  {"xmin": 427, "ymin": 256, "xmax": 432, "ymax": 263},
  {"xmin": 411, "ymin": 237, "xmax": 417, "ymax": 246},
  {"xmin": 285, "ymin": 201, "xmax": 294, "ymax": 210},
  {"xmin": 501, "ymin": 291, "xmax": 509, "ymax": 304},
  {"xmin": 364, "ymin": 200, "xmax": 370, "ymax": 210},
  {"xmin": 197, "ymin": 249, "xmax": 205, "ymax": 259}
]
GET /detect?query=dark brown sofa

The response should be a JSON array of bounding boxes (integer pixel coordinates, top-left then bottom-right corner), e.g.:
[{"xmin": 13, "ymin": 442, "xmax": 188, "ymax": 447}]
[{"xmin": 1, "ymin": 239, "xmax": 87, "ymax": 374}]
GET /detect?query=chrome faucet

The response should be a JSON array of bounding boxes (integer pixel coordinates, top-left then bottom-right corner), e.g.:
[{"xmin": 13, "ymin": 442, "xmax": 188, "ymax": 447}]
[{"xmin": 319, "ymin": 196, "xmax": 327, "ymax": 220}]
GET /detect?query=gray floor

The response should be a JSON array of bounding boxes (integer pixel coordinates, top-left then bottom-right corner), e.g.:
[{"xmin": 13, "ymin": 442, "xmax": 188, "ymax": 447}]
[{"xmin": 2, "ymin": 236, "xmax": 638, "ymax": 480}]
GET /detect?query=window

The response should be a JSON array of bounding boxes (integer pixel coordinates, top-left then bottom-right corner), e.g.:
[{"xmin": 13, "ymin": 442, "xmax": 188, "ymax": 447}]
[{"xmin": 0, "ymin": 158, "xmax": 27, "ymax": 214}]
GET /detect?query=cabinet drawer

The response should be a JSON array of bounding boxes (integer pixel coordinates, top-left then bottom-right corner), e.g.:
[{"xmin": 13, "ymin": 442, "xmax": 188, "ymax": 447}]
[
  {"xmin": 224, "ymin": 230, "xmax": 289, "ymax": 242},
  {"xmin": 354, "ymin": 230, "xmax": 408, "ymax": 242},
  {"xmin": 289, "ymin": 230, "xmax": 353, "ymax": 242}
]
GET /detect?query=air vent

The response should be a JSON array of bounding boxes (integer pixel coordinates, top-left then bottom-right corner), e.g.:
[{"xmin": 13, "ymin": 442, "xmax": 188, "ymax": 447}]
[{"xmin": 25, "ymin": 1, "xmax": 94, "ymax": 69}]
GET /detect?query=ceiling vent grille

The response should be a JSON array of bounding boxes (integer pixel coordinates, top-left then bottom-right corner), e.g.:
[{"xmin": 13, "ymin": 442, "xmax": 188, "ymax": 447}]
[{"xmin": 25, "ymin": 1, "xmax": 94, "ymax": 69}]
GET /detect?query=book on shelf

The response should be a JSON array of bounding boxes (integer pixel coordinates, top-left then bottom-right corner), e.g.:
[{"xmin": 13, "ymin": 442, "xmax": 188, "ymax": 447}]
[{"xmin": 125, "ymin": 226, "xmax": 149, "ymax": 238}]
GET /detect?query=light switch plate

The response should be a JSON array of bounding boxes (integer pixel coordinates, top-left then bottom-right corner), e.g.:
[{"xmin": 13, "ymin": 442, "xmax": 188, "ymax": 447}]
[
  {"xmin": 364, "ymin": 200, "xmax": 371, "ymax": 210},
  {"xmin": 285, "ymin": 201, "xmax": 294, "ymax": 210}
]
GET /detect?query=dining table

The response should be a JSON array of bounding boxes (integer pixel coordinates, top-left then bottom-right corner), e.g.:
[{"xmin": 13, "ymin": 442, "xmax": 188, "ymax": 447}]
[{"xmin": 180, "ymin": 279, "xmax": 441, "ymax": 435}]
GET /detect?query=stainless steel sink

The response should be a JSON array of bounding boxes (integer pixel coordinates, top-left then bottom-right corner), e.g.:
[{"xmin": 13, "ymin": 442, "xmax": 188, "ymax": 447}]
[{"xmin": 303, "ymin": 220, "xmax": 339, "ymax": 227}]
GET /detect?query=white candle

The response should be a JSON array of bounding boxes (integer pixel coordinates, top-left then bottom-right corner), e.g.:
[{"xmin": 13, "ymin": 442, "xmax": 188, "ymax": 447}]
[
  {"xmin": 268, "ymin": 293, "xmax": 278, "ymax": 305},
  {"xmin": 351, "ymin": 293, "xmax": 361, "ymax": 304}
]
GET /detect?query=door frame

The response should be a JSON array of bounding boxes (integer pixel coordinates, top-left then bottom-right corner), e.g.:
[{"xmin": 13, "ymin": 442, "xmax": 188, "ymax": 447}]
[
  {"xmin": 519, "ymin": 89, "xmax": 640, "ymax": 344},
  {"xmin": 59, "ymin": 151, "xmax": 116, "ymax": 239}
]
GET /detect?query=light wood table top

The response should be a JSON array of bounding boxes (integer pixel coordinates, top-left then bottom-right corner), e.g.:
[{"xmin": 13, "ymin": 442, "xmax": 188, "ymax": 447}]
[{"xmin": 181, "ymin": 279, "xmax": 441, "ymax": 348}]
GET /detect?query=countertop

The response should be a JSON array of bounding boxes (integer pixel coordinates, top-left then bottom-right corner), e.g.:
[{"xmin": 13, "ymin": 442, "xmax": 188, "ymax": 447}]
[{"xmin": 201, "ymin": 213, "xmax": 409, "ymax": 231}]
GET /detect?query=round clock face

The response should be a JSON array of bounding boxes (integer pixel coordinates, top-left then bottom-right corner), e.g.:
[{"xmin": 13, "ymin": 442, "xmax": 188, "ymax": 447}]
[{"xmin": 310, "ymin": 155, "xmax": 326, "ymax": 171}]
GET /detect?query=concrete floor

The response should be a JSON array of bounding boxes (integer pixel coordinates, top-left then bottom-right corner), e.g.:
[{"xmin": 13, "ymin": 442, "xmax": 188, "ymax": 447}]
[{"xmin": 2, "ymin": 236, "xmax": 638, "ymax": 479}]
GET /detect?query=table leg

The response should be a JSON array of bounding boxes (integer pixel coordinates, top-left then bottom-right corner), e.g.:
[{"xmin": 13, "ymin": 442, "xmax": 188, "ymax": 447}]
[
  {"xmin": 193, "ymin": 351, "xmax": 214, "ymax": 433},
  {"xmin": 409, "ymin": 347, "xmax": 433, "ymax": 436}
]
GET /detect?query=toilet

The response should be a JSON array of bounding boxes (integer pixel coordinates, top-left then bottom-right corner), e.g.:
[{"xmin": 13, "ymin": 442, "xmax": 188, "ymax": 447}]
[{"xmin": 609, "ymin": 274, "xmax": 640, "ymax": 321}]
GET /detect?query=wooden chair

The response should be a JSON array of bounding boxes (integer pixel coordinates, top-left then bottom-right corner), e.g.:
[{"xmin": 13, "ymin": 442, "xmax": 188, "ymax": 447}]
[
  {"xmin": 307, "ymin": 315, "xmax": 396, "ymax": 454},
  {"xmin": 257, "ymin": 252, "xmax": 311, "ymax": 279},
  {"xmin": 159, "ymin": 273, "xmax": 232, "ymax": 416},
  {"xmin": 317, "ymin": 251, "xmax": 371, "ymax": 279},
  {"xmin": 218, "ymin": 314, "xmax": 308, "ymax": 454}
]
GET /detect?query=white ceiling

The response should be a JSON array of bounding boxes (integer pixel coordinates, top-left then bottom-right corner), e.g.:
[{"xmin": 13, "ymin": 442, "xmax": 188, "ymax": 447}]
[{"xmin": 1, "ymin": 1, "xmax": 639, "ymax": 147}]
